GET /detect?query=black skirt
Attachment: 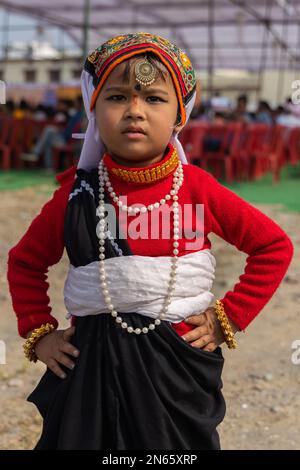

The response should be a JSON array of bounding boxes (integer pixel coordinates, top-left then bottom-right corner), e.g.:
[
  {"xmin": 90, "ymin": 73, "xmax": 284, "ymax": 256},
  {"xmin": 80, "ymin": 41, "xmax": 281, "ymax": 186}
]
[
  {"xmin": 27, "ymin": 312, "xmax": 226, "ymax": 450},
  {"xmin": 26, "ymin": 168, "xmax": 226, "ymax": 450}
]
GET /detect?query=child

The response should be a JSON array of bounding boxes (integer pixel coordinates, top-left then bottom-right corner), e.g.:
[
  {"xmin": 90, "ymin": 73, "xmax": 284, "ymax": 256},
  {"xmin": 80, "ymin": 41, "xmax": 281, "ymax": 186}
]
[{"xmin": 7, "ymin": 33, "xmax": 293, "ymax": 450}]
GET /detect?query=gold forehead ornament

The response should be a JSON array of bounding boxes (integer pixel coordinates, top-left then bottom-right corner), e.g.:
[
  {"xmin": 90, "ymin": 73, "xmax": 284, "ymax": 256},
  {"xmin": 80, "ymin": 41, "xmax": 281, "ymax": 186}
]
[{"xmin": 134, "ymin": 58, "xmax": 158, "ymax": 86}]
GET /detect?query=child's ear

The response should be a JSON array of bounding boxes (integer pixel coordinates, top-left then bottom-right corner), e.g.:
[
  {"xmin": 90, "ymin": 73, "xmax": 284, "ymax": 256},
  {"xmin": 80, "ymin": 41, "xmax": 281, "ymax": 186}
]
[{"xmin": 173, "ymin": 110, "xmax": 184, "ymax": 134}]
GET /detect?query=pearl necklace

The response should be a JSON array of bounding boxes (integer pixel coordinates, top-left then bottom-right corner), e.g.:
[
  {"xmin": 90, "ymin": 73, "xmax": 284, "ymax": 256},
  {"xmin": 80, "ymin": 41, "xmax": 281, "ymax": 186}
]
[{"xmin": 97, "ymin": 158, "xmax": 184, "ymax": 335}]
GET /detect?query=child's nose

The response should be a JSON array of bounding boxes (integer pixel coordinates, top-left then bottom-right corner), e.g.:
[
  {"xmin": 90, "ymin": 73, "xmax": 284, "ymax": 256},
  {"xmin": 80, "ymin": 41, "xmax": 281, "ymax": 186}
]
[{"xmin": 124, "ymin": 96, "xmax": 145, "ymax": 120}]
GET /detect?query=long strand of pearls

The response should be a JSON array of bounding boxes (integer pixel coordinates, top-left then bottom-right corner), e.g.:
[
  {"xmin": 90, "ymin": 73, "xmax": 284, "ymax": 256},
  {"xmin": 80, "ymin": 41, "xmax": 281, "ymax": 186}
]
[{"xmin": 97, "ymin": 159, "xmax": 184, "ymax": 335}]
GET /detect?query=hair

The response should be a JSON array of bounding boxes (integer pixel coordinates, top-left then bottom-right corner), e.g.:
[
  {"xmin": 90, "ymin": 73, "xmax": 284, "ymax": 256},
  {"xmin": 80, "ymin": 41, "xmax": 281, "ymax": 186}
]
[
  {"xmin": 19, "ymin": 99, "xmax": 29, "ymax": 110},
  {"xmin": 121, "ymin": 52, "xmax": 181, "ymax": 126},
  {"xmin": 5, "ymin": 100, "xmax": 15, "ymax": 111},
  {"xmin": 237, "ymin": 94, "xmax": 248, "ymax": 104},
  {"xmin": 258, "ymin": 100, "xmax": 271, "ymax": 112}
]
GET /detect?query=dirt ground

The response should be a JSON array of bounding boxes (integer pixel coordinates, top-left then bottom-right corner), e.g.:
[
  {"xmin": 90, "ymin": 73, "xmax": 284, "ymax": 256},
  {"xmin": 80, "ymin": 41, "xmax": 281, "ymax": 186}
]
[{"xmin": 0, "ymin": 184, "xmax": 299, "ymax": 450}]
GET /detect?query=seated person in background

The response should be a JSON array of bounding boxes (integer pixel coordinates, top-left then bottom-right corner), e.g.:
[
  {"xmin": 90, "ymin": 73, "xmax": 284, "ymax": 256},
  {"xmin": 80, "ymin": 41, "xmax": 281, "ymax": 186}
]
[
  {"xmin": 3, "ymin": 100, "xmax": 15, "ymax": 117},
  {"xmin": 228, "ymin": 94, "xmax": 253, "ymax": 123},
  {"xmin": 190, "ymin": 103, "xmax": 209, "ymax": 121},
  {"xmin": 202, "ymin": 112, "xmax": 226, "ymax": 152},
  {"xmin": 21, "ymin": 95, "xmax": 84, "ymax": 171},
  {"xmin": 52, "ymin": 99, "xmax": 70, "ymax": 123},
  {"xmin": 13, "ymin": 99, "xmax": 32, "ymax": 120},
  {"xmin": 33, "ymin": 104, "xmax": 48, "ymax": 122},
  {"xmin": 255, "ymin": 100, "xmax": 273, "ymax": 125}
]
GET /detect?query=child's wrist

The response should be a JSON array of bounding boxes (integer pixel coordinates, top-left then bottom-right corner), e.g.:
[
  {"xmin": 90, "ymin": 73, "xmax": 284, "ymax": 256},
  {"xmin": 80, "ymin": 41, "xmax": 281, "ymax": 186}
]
[
  {"xmin": 23, "ymin": 323, "xmax": 56, "ymax": 362},
  {"xmin": 214, "ymin": 300, "xmax": 238, "ymax": 349}
]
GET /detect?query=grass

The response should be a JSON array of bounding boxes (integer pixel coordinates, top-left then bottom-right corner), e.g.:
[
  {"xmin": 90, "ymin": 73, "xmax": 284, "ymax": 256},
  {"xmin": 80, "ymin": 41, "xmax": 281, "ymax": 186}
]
[
  {"xmin": 0, "ymin": 169, "xmax": 57, "ymax": 195},
  {"xmin": 222, "ymin": 163, "xmax": 300, "ymax": 213},
  {"xmin": 0, "ymin": 163, "xmax": 299, "ymax": 213}
]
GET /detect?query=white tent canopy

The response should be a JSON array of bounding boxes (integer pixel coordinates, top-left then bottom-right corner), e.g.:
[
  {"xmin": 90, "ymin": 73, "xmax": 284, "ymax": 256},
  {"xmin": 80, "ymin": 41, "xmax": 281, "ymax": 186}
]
[{"xmin": 0, "ymin": 0, "xmax": 300, "ymax": 72}]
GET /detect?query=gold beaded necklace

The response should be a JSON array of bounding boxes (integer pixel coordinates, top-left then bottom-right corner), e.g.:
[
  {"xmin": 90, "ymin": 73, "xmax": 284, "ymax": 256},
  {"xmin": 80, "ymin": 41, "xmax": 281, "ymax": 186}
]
[{"xmin": 103, "ymin": 145, "xmax": 179, "ymax": 185}]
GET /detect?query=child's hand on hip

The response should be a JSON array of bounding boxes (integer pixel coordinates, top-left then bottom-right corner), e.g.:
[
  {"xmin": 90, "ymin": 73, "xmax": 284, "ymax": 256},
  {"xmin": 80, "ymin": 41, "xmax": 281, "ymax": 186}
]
[
  {"xmin": 34, "ymin": 326, "xmax": 80, "ymax": 379},
  {"xmin": 182, "ymin": 307, "xmax": 229, "ymax": 352}
]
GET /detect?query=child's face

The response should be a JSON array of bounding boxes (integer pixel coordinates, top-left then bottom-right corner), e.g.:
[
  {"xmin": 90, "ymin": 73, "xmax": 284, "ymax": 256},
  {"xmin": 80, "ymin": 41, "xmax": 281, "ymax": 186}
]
[{"xmin": 95, "ymin": 57, "xmax": 182, "ymax": 164}]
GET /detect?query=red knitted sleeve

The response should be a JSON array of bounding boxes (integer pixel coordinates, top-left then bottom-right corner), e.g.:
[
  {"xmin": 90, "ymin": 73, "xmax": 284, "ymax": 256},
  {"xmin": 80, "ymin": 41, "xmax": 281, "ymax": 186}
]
[
  {"xmin": 204, "ymin": 174, "xmax": 294, "ymax": 331},
  {"xmin": 7, "ymin": 180, "xmax": 73, "ymax": 338}
]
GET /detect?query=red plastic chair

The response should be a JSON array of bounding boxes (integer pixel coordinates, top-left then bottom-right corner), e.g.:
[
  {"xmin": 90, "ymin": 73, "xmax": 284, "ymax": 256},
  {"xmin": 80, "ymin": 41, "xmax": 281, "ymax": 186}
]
[
  {"xmin": 224, "ymin": 123, "xmax": 247, "ymax": 181},
  {"xmin": 0, "ymin": 116, "xmax": 10, "ymax": 145},
  {"xmin": 179, "ymin": 121, "xmax": 208, "ymax": 164},
  {"xmin": 245, "ymin": 125, "xmax": 286, "ymax": 183},
  {"xmin": 52, "ymin": 121, "xmax": 83, "ymax": 171},
  {"xmin": 268, "ymin": 125, "xmax": 288, "ymax": 183},
  {"xmin": 200, "ymin": 123, "xmax": 244, "ymax": 183},
  {"xmin": 238, "ymin": 124, "xmax": 272, "ymax": 181},
  {"xmin": 286, "ymin": 127, "xmax": 300, "ymax": 165},
  {"xmin": 0, "ymin": 118, "xmax": 24, "ymax": 170}
]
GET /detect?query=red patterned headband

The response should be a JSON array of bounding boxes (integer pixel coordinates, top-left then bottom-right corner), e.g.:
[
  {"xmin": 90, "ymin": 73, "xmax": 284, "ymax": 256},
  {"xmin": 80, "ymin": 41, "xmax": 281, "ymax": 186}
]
[{"xmin": 84, "ymin": 32, "xmax": 197, "ymax": 125}]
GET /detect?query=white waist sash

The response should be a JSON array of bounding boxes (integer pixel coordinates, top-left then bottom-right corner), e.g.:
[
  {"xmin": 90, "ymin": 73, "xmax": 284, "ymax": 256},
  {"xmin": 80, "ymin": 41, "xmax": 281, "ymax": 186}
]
[{"xmin": 64, "ymin": 249, "xmax": 216, "ymax": 323}]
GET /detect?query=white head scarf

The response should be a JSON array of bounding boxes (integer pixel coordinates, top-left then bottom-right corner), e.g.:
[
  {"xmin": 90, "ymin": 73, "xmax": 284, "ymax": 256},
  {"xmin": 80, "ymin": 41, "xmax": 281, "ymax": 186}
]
[{"xmin": 72, "ymin": 69, "xmax": 196, "ymax": 171}]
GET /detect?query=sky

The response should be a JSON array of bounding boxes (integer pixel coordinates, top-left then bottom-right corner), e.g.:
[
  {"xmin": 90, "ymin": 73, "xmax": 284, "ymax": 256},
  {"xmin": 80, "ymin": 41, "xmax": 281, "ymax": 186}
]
[{"xmin": 0, "ymin": 8, "xmax": 77, "ymax": 55}]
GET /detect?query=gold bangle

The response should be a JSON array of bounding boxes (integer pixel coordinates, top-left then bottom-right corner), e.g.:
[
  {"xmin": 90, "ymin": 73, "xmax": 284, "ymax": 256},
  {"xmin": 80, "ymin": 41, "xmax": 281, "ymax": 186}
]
[
  {"xmin": 23, "ymin": 323, "xmax": 56, "ymax": 362},
  {"xmin": 214, "ymin": 300, "xmax": 238, "ymax": 349}
]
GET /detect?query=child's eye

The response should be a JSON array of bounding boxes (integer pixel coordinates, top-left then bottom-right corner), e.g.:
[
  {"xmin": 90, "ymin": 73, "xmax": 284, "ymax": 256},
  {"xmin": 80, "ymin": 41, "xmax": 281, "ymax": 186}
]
[
  {"xmin": 147, "ymin": 96, "xmax": 165, "ymax": 103},
  {"xmin": 107, "ymin": 95, "xmax": 126, "ymax": 101}
]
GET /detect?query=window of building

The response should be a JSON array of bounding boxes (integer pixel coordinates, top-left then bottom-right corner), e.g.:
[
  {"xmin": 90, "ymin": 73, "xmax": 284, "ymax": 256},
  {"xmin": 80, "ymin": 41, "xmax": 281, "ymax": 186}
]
[
  {"xmin": 24, "ymin": 69, "xmax": 37, "ymax": 83},
  {"xmin": 72, "ymin": 69, "xmax": 82, "ymax": 79},
  {"xmin": 49, "ymin": 69, "xmax": 61, "ymax": 83}
]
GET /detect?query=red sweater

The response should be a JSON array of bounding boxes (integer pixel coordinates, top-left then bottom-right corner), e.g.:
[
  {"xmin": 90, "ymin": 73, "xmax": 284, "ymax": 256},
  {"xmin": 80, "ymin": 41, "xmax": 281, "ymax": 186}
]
[{"xmin": 7, "ymin": 163, "xmax": 294, "ymax": 338}]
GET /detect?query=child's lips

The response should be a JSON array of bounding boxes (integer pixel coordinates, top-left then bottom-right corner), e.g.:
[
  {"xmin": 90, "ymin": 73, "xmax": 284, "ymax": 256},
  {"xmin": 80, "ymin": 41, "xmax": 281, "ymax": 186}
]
[
  {"xmin": 122, "ymin": 131, "xmax": 147, "ymax": 139},
  {"xmin": 122, "ymin": 126, "xmax": 147, "ymax": 137}
]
